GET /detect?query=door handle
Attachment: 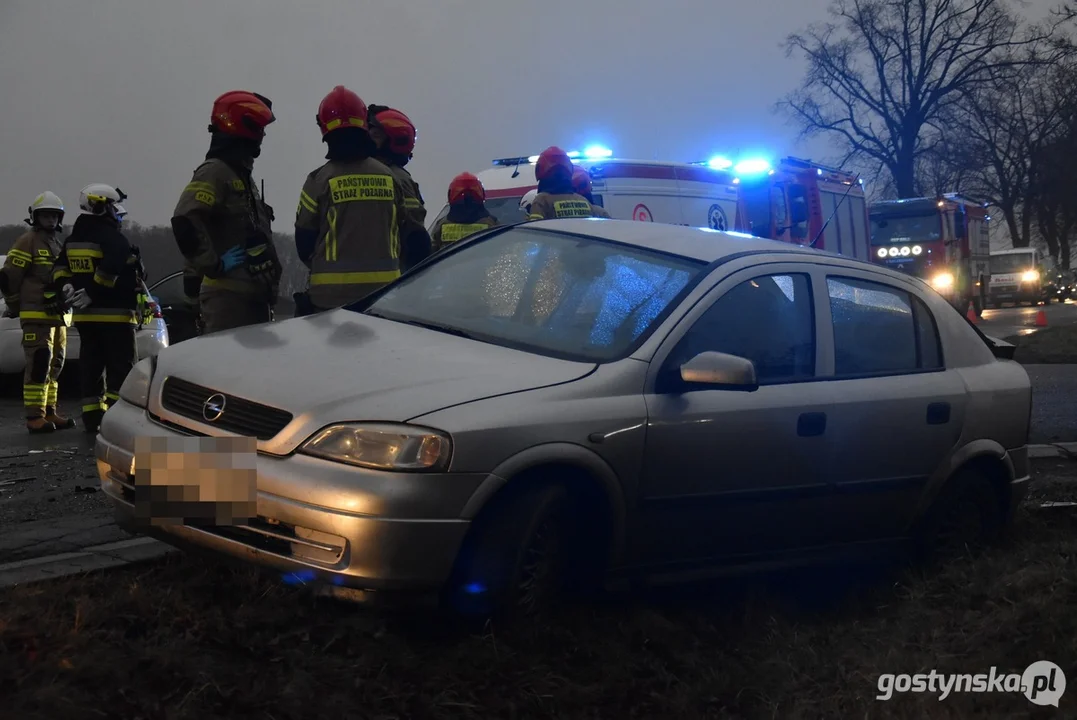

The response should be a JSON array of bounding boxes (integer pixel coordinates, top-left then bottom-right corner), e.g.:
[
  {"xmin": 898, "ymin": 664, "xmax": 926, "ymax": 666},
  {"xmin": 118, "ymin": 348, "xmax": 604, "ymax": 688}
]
[
  {"xmin": 926, "ymin": 402, "xmax": 951, "ymax": 425},
  {"xmin": 797, "ymin": 411, "xmax": 826, "ymax": 437}
]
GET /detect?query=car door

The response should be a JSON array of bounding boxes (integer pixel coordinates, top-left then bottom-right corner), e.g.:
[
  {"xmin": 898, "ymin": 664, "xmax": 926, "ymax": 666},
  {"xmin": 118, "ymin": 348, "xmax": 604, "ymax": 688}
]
[
  {"xmin": 819, "ymin": 268, "xmax": 967, "ymax": 541},
  {"xmin": 634, "ymin": 263, "xmax": 838, "ymax": 569}
]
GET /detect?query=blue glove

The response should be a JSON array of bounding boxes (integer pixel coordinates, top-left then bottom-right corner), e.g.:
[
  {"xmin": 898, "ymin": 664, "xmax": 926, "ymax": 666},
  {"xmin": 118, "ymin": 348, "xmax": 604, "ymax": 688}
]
[{"xmin": 220, "ymin": 245, "xmax": 246, "ymax": 272}]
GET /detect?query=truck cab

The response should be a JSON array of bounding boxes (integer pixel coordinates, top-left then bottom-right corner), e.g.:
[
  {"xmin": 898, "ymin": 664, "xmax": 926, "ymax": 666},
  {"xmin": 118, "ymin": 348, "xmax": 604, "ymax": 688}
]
[
  {"xmin": 870, "ymin": 194, "xmax": 991, "ymax": 314},
  {"xmin": 987, "ymin": 247, "xmax": 1053, "ymax": 307}
]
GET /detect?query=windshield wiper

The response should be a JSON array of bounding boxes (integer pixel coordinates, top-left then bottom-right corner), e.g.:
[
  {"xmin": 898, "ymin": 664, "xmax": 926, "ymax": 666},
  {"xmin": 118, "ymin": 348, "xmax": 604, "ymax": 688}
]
[{"xmin": 367, "ymin": 311, "xmax": 476, "ymax": 340}]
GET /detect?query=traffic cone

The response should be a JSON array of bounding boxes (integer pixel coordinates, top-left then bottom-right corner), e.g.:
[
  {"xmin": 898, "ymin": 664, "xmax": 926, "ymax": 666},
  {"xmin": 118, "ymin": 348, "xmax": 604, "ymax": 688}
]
[
  {"xmin": 966, "ymin": 302, "xmax": 978, "ymax": 324},
  {"xmin": 1035, "ymin": 309, "xmax": 1048, "ymax": 327}
]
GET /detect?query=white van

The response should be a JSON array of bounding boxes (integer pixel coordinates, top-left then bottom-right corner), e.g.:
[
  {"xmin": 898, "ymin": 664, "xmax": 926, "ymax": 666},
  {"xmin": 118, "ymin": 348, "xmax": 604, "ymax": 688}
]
[{"xmin": 427, "ymin": 151, "xmax": 740, "ymax": 232}]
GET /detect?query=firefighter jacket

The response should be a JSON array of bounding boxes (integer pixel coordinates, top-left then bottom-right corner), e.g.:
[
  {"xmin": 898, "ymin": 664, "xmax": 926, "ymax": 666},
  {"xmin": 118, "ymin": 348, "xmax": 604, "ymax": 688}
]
[
  {"xmin": 527, "ymin": 192, "xmax": 601, "ymax": 221},
  {"xmin": 53, "ymin": 214, "xmax": 142, "ymax": 325},
  {"xmin": 590, "ymin": 203, "xmax": 612, "ymax": 219},
  {"xmin": 0, "ymin": 227, "xmax": 67, "ymax": 325},
  {"xmin": 170, "ymin": 157, "xmax": 281, "ymax": 302},
  {"xmin": 430, "ymin": 207, "xmax": 499, "ymax": 253},
  {"xmin": 387, "ymin": 164, "xmax": 427, "ymax": 228},
  {"xmin": 295, "ymin": 156, "xmax": 421, "ymax": 309}
]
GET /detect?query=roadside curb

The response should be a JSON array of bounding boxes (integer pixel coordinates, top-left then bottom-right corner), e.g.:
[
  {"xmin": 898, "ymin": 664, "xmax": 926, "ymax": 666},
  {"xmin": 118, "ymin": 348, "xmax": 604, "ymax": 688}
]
[
  {"xmin": 0, "ymin": 536, "xmax": 175, "ymax": 589},
  {"xmin": 1029, "ymin": 443, "xmax": 1077, "ymax": 460}
]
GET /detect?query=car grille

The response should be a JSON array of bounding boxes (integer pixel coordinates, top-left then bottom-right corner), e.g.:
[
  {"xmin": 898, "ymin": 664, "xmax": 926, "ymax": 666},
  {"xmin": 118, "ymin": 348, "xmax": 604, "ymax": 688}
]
[{"xmin": 160, "ymin": 376, "xmax": 293, "ymax": 440}]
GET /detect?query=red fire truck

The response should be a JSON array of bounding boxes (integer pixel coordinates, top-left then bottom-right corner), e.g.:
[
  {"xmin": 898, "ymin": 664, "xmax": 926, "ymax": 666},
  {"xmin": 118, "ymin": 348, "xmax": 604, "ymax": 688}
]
[
  {"xmin": 727, "ymin": 156, "xmax": 871, "ymax": 260},
  {"xmin": 868, "ymin": 194, "xmax": 992, "ymax": 314}
]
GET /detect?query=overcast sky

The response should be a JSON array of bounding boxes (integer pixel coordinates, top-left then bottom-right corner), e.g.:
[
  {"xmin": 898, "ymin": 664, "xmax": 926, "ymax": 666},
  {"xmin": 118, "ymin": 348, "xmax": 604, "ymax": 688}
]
[{"xmin": 0, "ymin": 0, "xmax": 1055, "ymax": 232}]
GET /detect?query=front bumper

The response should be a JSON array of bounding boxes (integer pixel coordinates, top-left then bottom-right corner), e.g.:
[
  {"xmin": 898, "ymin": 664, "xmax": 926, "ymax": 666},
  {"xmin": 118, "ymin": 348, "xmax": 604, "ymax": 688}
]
[{"xmin": 96, "ymin": 399, "xmax": 484, "ymax": 593}]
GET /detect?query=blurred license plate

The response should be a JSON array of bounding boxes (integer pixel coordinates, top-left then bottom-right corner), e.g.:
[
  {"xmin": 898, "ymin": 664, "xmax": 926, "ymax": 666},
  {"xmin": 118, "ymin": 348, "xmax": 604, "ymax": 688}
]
[{"xmin": 133, "ymin": 436, "xmax": 257, "ymax": 527}]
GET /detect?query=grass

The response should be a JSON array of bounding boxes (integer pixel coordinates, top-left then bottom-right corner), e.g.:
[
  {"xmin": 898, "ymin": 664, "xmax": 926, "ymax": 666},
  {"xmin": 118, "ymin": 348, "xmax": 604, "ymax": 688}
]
[
  {"xmin": 2, "ymin": 461, "xmax": 1077, "ymax": 719},
  {"xmin": 1008, "ymin": 325, "xmax": 1077, "ymax": 364}
]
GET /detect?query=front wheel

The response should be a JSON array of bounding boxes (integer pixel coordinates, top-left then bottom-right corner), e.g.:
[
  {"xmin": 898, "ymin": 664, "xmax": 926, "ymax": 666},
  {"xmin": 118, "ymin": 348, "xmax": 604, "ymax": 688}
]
[{"xmin": 444, "ymin": 482, "xmax": 573, "ymax": 622}]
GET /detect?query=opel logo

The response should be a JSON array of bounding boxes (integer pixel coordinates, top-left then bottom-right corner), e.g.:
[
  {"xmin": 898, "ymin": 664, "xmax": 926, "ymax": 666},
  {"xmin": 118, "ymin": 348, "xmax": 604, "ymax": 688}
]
[{"xmin": 202, "ymin": 393, "xmax": 227, "ymax": 422}]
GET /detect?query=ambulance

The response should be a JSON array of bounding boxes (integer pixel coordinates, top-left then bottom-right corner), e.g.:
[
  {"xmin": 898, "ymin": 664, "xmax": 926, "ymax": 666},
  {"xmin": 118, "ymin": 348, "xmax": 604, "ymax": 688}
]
[{"xmin": 427, "ymin": 146, "xmax": 741, "ymax": 232}]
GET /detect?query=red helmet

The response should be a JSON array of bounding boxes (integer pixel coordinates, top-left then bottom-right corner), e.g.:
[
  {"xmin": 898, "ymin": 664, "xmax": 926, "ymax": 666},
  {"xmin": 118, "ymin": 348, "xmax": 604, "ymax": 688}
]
[
  {"xmin": 535, "ymin": 146, "xmax": 574, "ymax": 181},
  {"xmin": 447, "ymin": 172, "xmax": 485, "ymax": 205},
  {"xmin": 317, "ymin": 86, "xmax": 369, "ymax": 138},
  {"xmin": 208, "ymin": 91, "xmax": 275, "ymax": 140},
  {"xmin": 374, "ymin": 108, "xmax": 417, "ymax": 155},
  {"xmin": 572, "ymin": 167, "xmax": 593, "ymax": 196}
]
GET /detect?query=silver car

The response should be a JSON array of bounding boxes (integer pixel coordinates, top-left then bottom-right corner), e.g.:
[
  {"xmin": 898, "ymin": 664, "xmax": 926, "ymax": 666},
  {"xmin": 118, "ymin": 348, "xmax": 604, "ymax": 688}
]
[{"xmin": 95, "ymin": 220, "xmax": 1032, "ymax": 616}]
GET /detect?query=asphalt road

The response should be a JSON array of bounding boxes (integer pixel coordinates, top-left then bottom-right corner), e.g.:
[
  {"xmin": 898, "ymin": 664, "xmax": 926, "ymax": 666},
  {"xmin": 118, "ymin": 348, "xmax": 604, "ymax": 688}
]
[{"xmin": 977, "ymin": 297, "xmax": 1077, "ymax": 339}]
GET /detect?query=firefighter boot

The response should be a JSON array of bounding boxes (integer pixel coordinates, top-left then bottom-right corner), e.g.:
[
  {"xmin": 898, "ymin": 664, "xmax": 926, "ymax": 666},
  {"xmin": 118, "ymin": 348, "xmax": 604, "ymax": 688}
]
[
  {"xmin": 44, "ymin": 407, "xmax": 76, "ymax": 430},
  {"xmin": 82, "ymin": 408, "xmax": 104, "ymax": 435},
  {"xmin": 27, "ymin": 417, "xmax": 57, "ymax": 434}
]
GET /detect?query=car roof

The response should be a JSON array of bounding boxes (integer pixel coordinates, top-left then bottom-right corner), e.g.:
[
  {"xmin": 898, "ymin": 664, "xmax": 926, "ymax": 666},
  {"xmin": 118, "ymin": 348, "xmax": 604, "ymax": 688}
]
[{"xmin": 525, "ymin": 218, "xmax": 844, "ymax": 263}]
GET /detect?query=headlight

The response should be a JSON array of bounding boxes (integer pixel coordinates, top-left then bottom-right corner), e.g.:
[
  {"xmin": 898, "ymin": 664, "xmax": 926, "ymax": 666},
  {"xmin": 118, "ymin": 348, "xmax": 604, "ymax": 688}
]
[
  {"xmin": 300, "ymin": 423, "xmax": 452, "ymax": 472},
  {"xmin": 118, "ymin": 357, "xmax": 155, "ymax": 408},
  {"xmin": 899, "ymin": 246, "xmax": 911, "ymax": 256},
  {"xmin": 888, "ymin": 247, "xmax": 900, "ymax": 257},
  {"xmin": 1021, "ymin": 270, "xmax": 1039, "ymax": 282},
  {"xmin": 877, "ymin": 248, "xmax": 888, "ymax": 258},
  {"xmin": 931, "ymin": 272, "xmax": 955, "ymax": 290},
  {"xmin": 912, "ymin": 245, "xmax": 923, "ymax": 255}
]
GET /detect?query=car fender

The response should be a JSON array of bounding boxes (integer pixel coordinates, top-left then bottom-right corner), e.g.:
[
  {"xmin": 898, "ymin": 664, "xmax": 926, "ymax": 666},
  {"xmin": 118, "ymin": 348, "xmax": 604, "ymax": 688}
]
[
  {"xmin": 461, "ymin": 442, "xmax": 627, "ymax": 564},
  {"xmin": 915, "ymin": 438, "xmax": 1014, "ymax": 519}
]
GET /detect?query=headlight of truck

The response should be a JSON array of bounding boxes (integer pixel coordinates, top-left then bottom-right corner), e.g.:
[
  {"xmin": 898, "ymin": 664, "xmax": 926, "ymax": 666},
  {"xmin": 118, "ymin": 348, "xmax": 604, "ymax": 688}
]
[
  {"xmin": 118, "ymin": 356, "xmax": 155, "ymax": 408},
  {"xmin": 300, "ymin": 423, "xmax": 452, "ymax": 472},
  {"xmin": 1021, "ymin": 270, "xmax": 1039, "ymax": 282},
  {"xmin": 931, "ymin": 272, "xmax": 955, "ymax": 290}
]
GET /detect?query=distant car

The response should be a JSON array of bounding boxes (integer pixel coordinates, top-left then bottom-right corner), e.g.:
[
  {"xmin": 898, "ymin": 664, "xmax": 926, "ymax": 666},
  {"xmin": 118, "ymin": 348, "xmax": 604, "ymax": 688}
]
[
  {"xmin": 0, "ymin": 254, "xmax": 170, "ymax": 375},
  {"xmin": 95, "ymin": 220, "xmax": 1032, "ymax": 618}
]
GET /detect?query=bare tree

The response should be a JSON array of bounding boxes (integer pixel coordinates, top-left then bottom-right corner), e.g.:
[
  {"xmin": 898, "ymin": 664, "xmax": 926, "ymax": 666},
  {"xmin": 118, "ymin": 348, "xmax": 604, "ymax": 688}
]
[{"xmin": 781, "ymin": 0, "xmax": 1058, "ymax": 198}]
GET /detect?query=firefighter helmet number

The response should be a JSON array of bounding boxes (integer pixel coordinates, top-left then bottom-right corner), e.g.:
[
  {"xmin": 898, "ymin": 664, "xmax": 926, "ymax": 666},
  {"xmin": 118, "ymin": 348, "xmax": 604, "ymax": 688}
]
[{"xmin": 632, "ymin": 204, "xmax": 653, "ymax": 222}]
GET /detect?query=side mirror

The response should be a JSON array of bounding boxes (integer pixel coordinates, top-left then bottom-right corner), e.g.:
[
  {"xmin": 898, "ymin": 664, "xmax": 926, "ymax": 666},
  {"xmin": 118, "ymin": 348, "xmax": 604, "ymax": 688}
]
[{"xmin": 679, "ymin": 351, "xmax": 759, "ymax": 390}]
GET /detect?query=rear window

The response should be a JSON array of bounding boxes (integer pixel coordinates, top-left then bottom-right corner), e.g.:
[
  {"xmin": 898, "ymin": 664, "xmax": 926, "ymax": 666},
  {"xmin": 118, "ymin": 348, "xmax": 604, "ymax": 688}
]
[{"xmin": 430, "ymin": 196, "xmax": 529, "ymax": 230}]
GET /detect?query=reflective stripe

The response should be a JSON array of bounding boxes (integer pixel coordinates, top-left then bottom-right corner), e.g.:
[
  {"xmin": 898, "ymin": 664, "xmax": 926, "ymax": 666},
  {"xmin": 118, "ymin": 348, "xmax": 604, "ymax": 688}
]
[
  {"xmin": 73, "ymin": 308, "xmax": 137, "ymax": 324},
  {"xmin": 24, "ymin": 383, "xmax": 46, "ymax": 410},
  {"xmin": 68, "ymin": 248, "xmax": 104, "ymax": 258},
  {"xmin": 310, "ymin": 270, "xmax": 400, "ymax": 286},
  {"xmin": 325, "ymin": 207, "xmax": 339, "ymax": 262},
  {"xmin": 441, "ymin": 223, "xmax": 491, "ymax": 243},
  {"xmin": 185, "ymin": 181, "xmax": 217, "ymax": 206},
  {"xmin": 404, "ymin": 197, "xmax": 423, "ymax": 209},
  {"xmin": 94, "ymin": 269, "xmax": 118, "ymax": 287},
  {"xmin": 247, "ymin": 243, "xmax": 267, "ymax": 257},
  {"xmin": 7, "ymin": 248, "xmax": 32, "ymax": 261},
  {"xmin": 7, "ymin": 256, "xmax": 28, "ymax": 268},
  {"xmin": 528, "ymin": 213, "xmax": 543, "ymax": 221},
  {"xmin": 299, "ymin": 190, "xmax": 317, "ymax": 213},
  {"xmin": 389, "ymin": 203, "xmax": 399, "ymax": 259},
  {"xmin": 82, "ymin": 401, "xmax": 107, "ymax": 413},
  {"xmin": 53, "ymin": 268, "xmax": 74, "ymax": 280},
  {"xmin": 20, "ymin": 310, "xmax": 62, "ymax": 321}
]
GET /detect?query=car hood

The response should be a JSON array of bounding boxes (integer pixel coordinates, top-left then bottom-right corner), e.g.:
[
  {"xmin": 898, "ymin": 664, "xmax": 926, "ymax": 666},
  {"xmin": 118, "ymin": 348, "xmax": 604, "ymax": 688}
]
[{"xmin": 150, "ymin": 309, "xmax": 595, "ymax": 451}]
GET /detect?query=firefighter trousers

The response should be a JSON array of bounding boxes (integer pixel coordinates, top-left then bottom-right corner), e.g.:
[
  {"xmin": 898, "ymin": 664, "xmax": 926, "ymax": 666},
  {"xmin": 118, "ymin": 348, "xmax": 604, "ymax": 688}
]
[
  {"xmin": 200, "ymin": 292, "xmax": 271, "ymax": 335},
  {"xmin": 76, "ymin": 322, "xmax": 137, "ymax": 431},
  {"xmin": 21, "ymin": 323, "xmax": 67, "ymax": 420}
]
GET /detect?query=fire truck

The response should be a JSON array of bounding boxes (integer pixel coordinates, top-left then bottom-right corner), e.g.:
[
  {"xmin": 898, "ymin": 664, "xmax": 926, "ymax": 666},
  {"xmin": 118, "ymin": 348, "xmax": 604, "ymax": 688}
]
[
  {"xmin": 721, "ymin": 156, "xmax": 871, "ymax": 260},
  {"xmin": 868, "ymin": 194, "xmax": 992, "ymax": 314},
  {"xmin": 432, "ymin": 148, "xmax": 871, "ymax": 261}
]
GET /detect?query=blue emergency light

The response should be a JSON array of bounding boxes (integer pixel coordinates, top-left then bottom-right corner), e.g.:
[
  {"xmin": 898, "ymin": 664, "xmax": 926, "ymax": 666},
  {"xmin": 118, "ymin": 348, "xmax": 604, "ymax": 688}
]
[
  {"xmin": 734, "ymin": 158, "xmax": 771, "ymax": 175},
  {"xmin": 582, "ymin": 145, "xmax": 613, "ymax": 159},
  {"xmin": 707, "ymin": 155, "xmax": 734, "ymax": 170}
]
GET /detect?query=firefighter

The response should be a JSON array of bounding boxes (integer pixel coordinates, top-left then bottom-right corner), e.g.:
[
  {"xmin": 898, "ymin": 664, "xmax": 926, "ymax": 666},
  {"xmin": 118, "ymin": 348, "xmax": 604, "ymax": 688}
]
[
  {"xmin": 429, "ymin": 173, "xmax": 500, "ymax": 253},
  {"xmin": 526, "ymin": 146, "xmax": 600, "ymax": 221},
  {"xmin": 520, "ymin": 189, "xmax": 538, "ymax": 219},
  {"xmin": 293, "ymin": 86, "xmax": 429, "ymax": 316},
  {"xmin": 572, "ymin": 167, "xmax": 611, "ymax": 218},
  {"xmin": 0, "ymin": 192, "xmax": 74, "ymax": 433},
  {"xmin": 368, "ymin": 104, "xmax": 431, "ymax": 270},
  {"xmin": 170, "ymin": 90, "xmax": 281, "ymax": 335},
  {"xmin": 50, "ymin": 185, "xmax": 141, "ymax": 434}
]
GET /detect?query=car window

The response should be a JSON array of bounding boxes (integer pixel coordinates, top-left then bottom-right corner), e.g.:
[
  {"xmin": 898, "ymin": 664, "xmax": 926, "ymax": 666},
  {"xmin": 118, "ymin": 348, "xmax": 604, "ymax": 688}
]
[
  {"xmin": 828, "ymin": 276, "xmax": 943, "ymax": 376},
  {"xmin": 148, "ymin": 273, "xmax": 185, "ymax": 305},
  {"xmin": 360, "ymin": 227, "xmax": 706, "ymax": 363},
  {"xmin": 668, "ymin": 273, "xmax": 815, "ymax": 384}
]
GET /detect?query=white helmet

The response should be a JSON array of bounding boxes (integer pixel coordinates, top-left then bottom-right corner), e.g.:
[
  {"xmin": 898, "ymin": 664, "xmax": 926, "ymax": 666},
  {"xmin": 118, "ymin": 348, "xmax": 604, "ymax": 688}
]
[
  {"xmin": 79, "ymin": 184, "xmax": 128, "ymax": 218},
  {"xmin": 520, "ymin": 189, "xmax": 538, "ymax": 217},
  {"xmin": 28, "ymin": 191, "xmax": 65, "ymax": 225}
]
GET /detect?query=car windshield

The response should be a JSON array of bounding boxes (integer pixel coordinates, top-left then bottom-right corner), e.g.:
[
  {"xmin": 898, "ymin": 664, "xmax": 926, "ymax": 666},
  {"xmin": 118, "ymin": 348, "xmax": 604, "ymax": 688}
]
[
  {"xmin": 356, "ymin": 227, "xmax": 706, "ymax": 362},
  {"xmin": 989, "ymin": 254, "xmax": 1037, "ymax": 273},
  {"xmin": 870, "ymin": 213, "xmax": 940, "ymax": 244}
]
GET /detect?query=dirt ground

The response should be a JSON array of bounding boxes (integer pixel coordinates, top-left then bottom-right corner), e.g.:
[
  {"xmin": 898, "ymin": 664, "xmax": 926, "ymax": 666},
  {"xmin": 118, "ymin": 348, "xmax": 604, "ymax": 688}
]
[{"xmin": 1, "ymin": 460, "xmax": 1075, "ymax": 719}]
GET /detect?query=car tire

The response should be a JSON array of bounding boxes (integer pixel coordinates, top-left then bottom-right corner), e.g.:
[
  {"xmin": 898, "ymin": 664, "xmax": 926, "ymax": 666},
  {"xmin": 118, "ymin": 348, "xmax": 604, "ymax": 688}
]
[
  {"xmin": 444, "ymin": 482, "xmax": 572, "ymax": 622},
  {"xmin": 914, "ymin": 468, "xmax": 1003, "ymax": 563}
]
